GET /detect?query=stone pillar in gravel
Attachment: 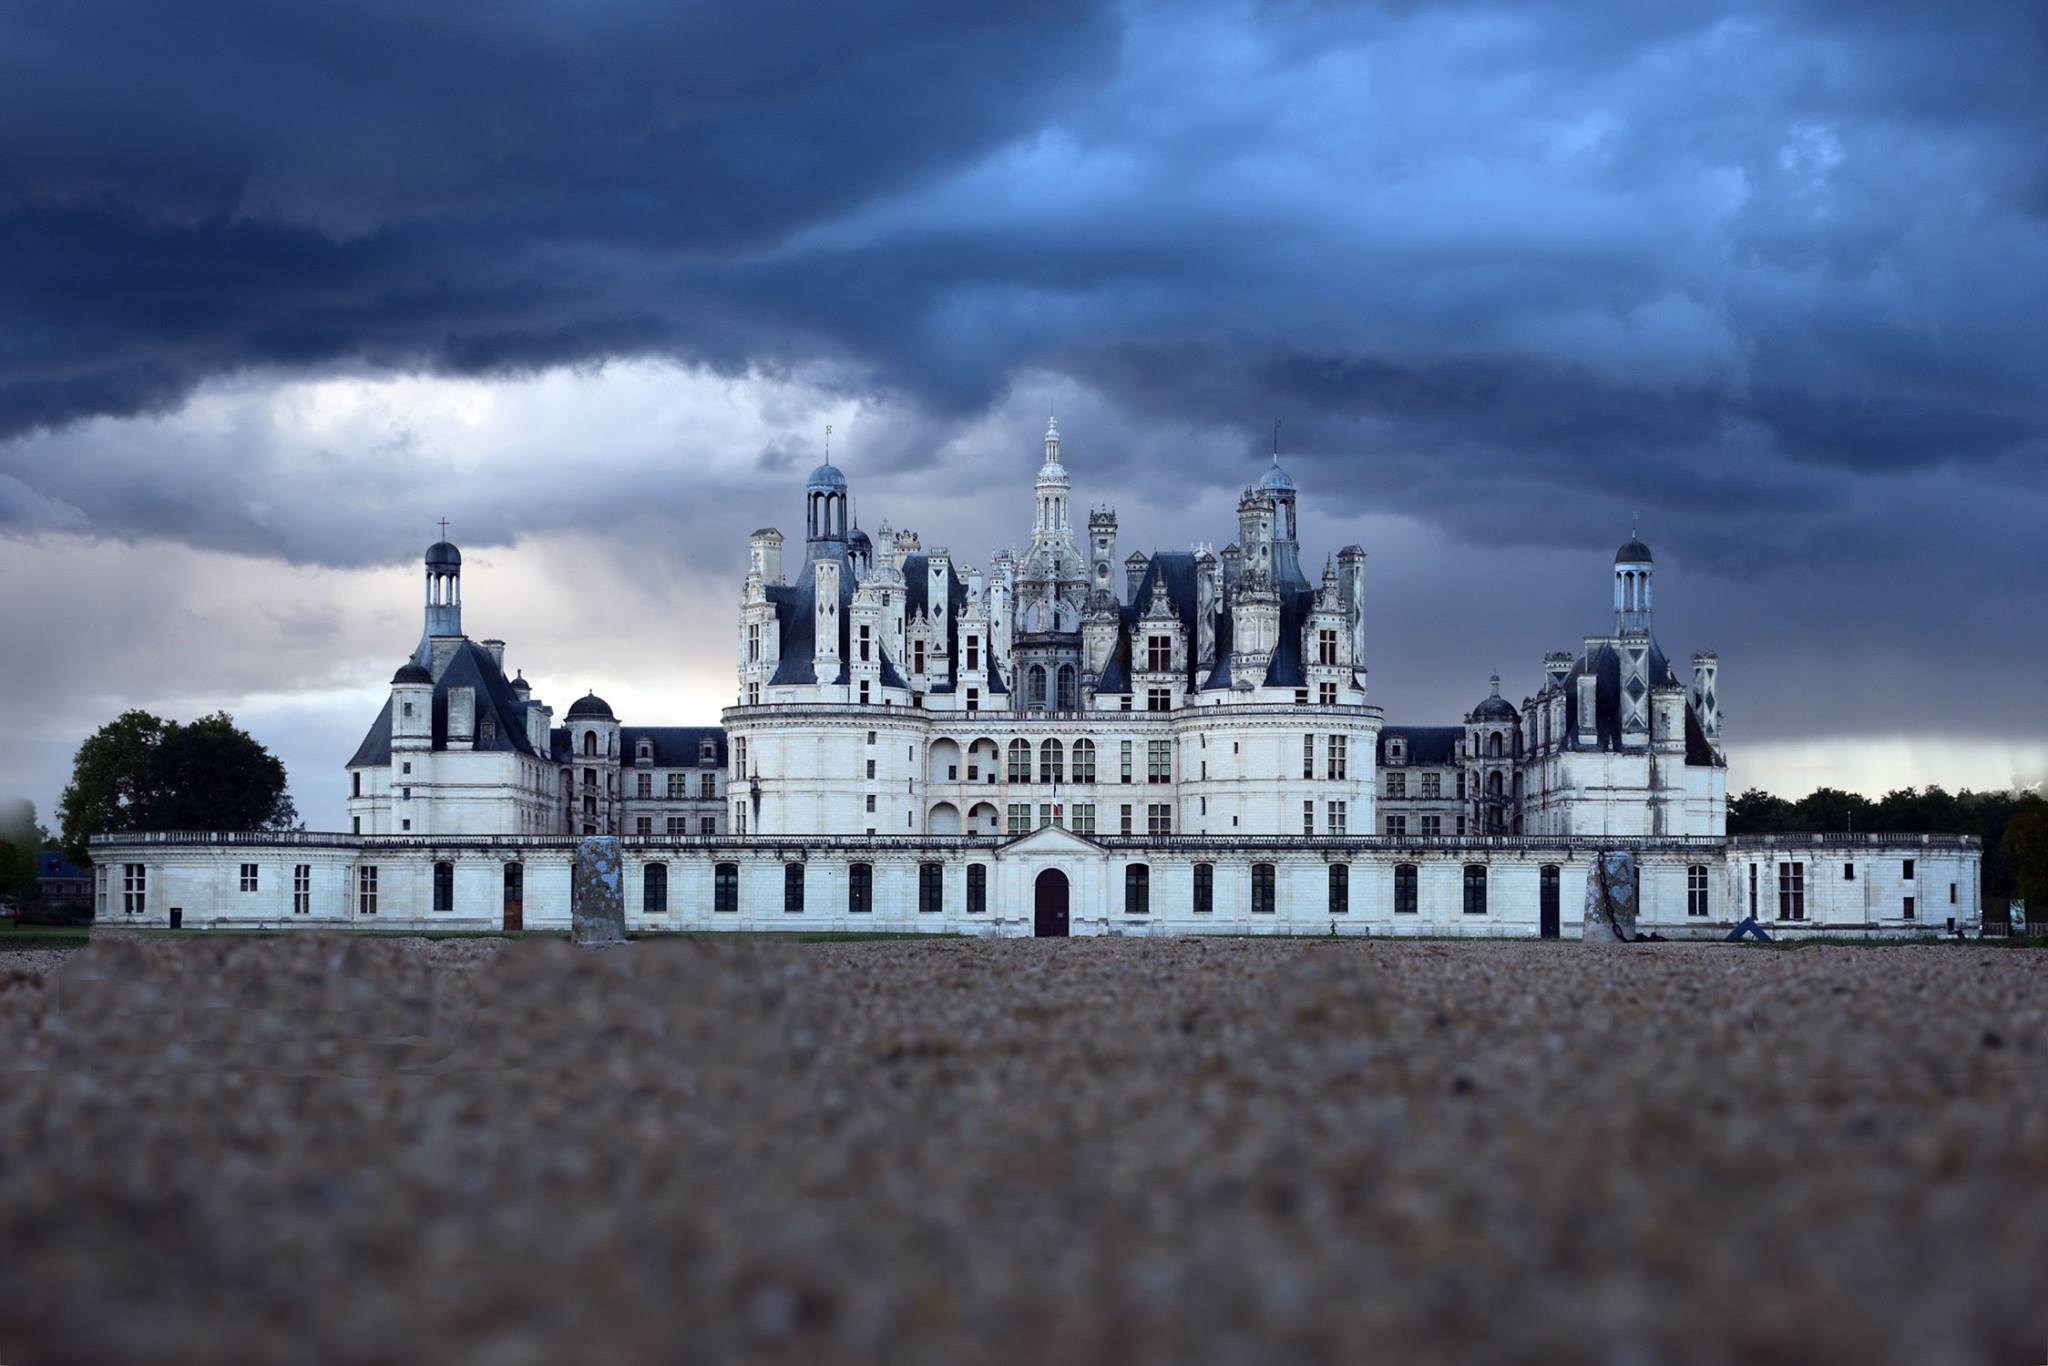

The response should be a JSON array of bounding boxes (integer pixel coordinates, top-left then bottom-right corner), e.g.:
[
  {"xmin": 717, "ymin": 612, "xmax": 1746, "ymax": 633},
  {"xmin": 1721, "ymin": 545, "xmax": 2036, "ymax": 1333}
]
[
  {"xmin": 1582, "ymin": 849, "xmax": 1638, "ymax": 943},
  {"xmin": 571, "ymin": 837, "xmax": 627, "ymax": 947}
]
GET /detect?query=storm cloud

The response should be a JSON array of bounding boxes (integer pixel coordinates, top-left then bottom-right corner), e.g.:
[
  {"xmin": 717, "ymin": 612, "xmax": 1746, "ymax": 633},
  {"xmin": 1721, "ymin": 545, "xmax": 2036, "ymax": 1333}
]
[{"xmin": 3, "ymin": 0, "xmax": 2046, "ymax": 822}]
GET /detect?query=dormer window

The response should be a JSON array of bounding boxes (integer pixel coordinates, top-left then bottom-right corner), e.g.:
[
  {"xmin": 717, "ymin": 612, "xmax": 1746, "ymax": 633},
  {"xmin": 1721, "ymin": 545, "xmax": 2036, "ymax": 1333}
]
[
  {"xmin": 699, "ymin": 740, "xmax": 716, "ymax": 765},
  {"xmin": 637, "ymin": 740, "xmax": 653, "ymax": 763},
  {"xmin": 480, "ymin": 718, "xmax": 495, "ymax": 743},
  {"xmin": 1388, "ymin": 739, "xmax": 1406, "ymax": 765}
]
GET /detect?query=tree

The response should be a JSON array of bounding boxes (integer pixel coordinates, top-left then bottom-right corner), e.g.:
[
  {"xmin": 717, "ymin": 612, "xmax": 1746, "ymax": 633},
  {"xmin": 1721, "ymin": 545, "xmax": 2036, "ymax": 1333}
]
[
  {"xmin": 58, "ymin": 710, "xmax": 298, "ymax": 860},
  {"xmin": 2006, "ymin": 799, "xmax": 2048, "ymax": 917},
  {"xmin": 1727, "ymin": 788, "xmax": 1795, "ymax": 835},
  {"xmin": 0, "ymin": 796, "xmax": 38, "ymax": 892}
]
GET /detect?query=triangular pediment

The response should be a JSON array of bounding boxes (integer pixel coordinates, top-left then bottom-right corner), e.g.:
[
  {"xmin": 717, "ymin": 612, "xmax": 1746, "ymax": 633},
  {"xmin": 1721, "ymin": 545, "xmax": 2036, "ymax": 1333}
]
[{"xmin": 1000, "ymin": 824, "xmax": 1106, "ymax": 857}]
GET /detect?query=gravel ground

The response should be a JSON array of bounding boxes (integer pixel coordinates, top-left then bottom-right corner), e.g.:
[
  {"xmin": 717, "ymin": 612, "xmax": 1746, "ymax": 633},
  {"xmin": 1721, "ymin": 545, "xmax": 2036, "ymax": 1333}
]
[{"xmin": 2, "ymin": 935, "xmax": 2044, "ymax": 1365}]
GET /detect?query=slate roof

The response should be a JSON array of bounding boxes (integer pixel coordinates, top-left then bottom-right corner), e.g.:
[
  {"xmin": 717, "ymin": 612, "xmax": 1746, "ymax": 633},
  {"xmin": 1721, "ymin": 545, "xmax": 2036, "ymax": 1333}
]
[
  {"xmin": 1378, "ymin": 726, "xmax": 1464, "ymax": 768},
  {"xmin": 37, "ymin": 852, "xmax": 89, "ymax": 880},
  {"xmin": 563, "ymin": 726, "xmax": 727, "ymax": 768},
  {"xmin": 1551, "ymin": 635, "xmax": 1725, "ymax": 768},
  {"xmin": 348, "ymin": 638, "xmax": 540, "ymax": 767}
]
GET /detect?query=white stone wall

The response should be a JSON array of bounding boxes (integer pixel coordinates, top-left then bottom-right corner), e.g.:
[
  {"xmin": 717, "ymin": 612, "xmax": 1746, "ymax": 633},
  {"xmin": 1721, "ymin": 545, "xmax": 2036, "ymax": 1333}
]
[{"xmin": 92, "ymin": 832, "xmax": 1981, "ymax": 940}]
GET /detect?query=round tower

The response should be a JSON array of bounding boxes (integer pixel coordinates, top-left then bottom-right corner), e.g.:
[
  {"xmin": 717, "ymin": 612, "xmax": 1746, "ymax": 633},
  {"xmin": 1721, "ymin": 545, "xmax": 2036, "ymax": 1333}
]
[
  {"xmin": 1614, "ymin": 533, "xmax": 1653, "ymax": 634},
  {"xmin": 424, "ymin": 538, "xmax": 461, "ymax": 639}
]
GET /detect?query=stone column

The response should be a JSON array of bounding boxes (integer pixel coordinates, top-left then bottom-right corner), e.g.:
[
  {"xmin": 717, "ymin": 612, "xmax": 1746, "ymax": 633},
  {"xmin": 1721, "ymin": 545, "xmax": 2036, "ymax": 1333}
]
[
  {"xmin": 1583, "ymin": 849, "xmax": 1638, "ymax": 943},
  {"xmin": 571, "ymin": 837, "xmax": 626, "ymax": 948}
]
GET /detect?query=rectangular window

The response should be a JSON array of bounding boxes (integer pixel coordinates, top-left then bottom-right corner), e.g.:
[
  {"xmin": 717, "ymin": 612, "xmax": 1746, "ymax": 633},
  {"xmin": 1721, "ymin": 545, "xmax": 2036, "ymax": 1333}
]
[
  {"xmin": 735, "ymin": 739, "xmax": 747, "ymax": 780},
  {"xmin": 1777, "ymin": 862, "xmax": 1805, "ymax": 921},
  {"xmin": 1844, "ymin": 862, "xmax": 1855, "ymax": 881},
  {"xmin": 667, "ymin": 773, "xmax": 685, "ymax": 799},
  {"xmin": 1687, "ymin": 864, "xmax": 1709, "ymax": 917},
  {"xmin": 913, "ymin": 639, "xmax": 926, "ymax": 674},
  {"xmin": 1903, "ymin": 859, "xmax": 1915, "ymax": 881},
  {"xmin": 1125, "ymin": 864, "xmax": 1149, "ymax": 915},
  {"xmin": 122, "ymin": 863, "xmax": 146, "ymax": 916},
  {"xmin": 358, "ymin": 865, "xmax": 378, "ymax": 916},
  {"xmin": 865, "ymin": 794, "xmax": 876, "ymax": 813},
  {"xmin": 1385, "ymin": 815, "xmax": 1407, "ymax": 837},
  {"xmin": 967, "ymin": 863, "xmax": 987, "ymax": 914},
  {"xmin": 966, "ymin": 637, "xmax": 980, "ymax": 671},
  {"xmin": 1318, "ymin": 681, "xmax": 1337, "ymax": 706},
  {"xmin": 1120, "ymin": 804, "xmax": 1134, "ymax": 835},
  {"xmin": 1147, "ymin": 803, "xmax": 1172, "ymax": 836},
  {"xmin": 1147, "ymin": 687, "xmax": 1171, "ymax": 712},
  {"xmin": 1303, "ymin": 734, "xmax": 1315, "ymax": 779},
  {"xmin": 1462, "ymin": 864, "xmax": 1487, "ymax": 915},
  {"xmin": 715, "ymin": 862, "xmax": 739, "ymax": 914},
  {"xmin": 667, "ymin": 817, "xmax": 685, "ymax": 835},
  {"xmin": 637, "ymin": 773, "xmax": 652, "ymax": 799},
  {"xmin": 1421, "ymin": 773, "xmax": 1440, "ymax": 799},
  {"xmin": 1318, "ymin": 629, "xmax": 1338, "ymax": 666},
  {"xmin": 1394, "ymin": 864, "xmax": 1418, "ymax": 914},
  {"xmin": 434, "ymin": 860, "xmax": 454, "ymax": 913},
  {"xmin": 1072, "ymin": 803, "xmax": 1096, "ymax": 835},
  {"xmin": 919, "ymin": 862, "xmax": 944, "ymax": 914},
  {"xmin": 1748, "ymin": 863, "xmax": 1757, "ymax": 917},
  {"xmin": 1328, "ymin": 863, "xmax": 1348, "ymax": 914},
  {"xmin": 848, "ymin": 862, "xmax": 873, "ymax": 914},
  {"xmin": 1420, "ymin": 815, "xmax": 1442, "ymax": 838},
  {"xmin": 1328, "ymin": 735, "xmax": 1346, "ymax": 780},
  {"xmin": 1386, "ymin": 772, "xmax": 1407, "ymax": 799},
  {"xmin": 1303, "ymin": 800, "xmax": 1315, "ymax": 835},
  {"xmin": 747, "ymin": 622, "xmax": 760, "ymax": 661},
  {"xmin": 700, "ymin": 817, "xmax": 716, "ymax": 835},
  {"xmin": 1147, "ymin": 740, "xmax": 1171, "ymax": 783},
  {"xmin": 699, "ymin": 773, "xmax": 717, "ymax": 799},
  {"xmin": 292, "ymin": 864, "xmax": 311, "ymax": 915},
  {"xmin": 643, "ymin": 862, "xmax": 667, "ymax": 915},
  {"xmin": 636, "ymin": 817, "xmax": 652, "ymax": 835},
  {"xmin": 1903, "ymin": 895, "xmax": 1916, "ymax": 920},
  {"xmin": 1121, "ymin": 741, "xmax": 1133, "ymax": 782},
  {"xmin": 1147, "ymin": 635, "xmax": 1172, "ymax": 671},
  {"xmin": 239, "ymin": 863, "xmax": 258, "ymax": 893},
  {"xmin": 1252, "ymin": 863, "xmax": 1276, "ymax": 915},
  {"xmin": 858, "ymin": 624, "xmax": 871, "ymax": 662},
  {"xmin": 1327, "ymin": 800, "xmax": 1347, "ymax": 834},
  {"xmin": 966, "ymin": 687, "xmax": 979, "ymax": 711},
  {"xmin": 1039, "ymin": 802, "xmax": 1057, "ymax": 829},
  {"xmin": 1007, "ymin": 803, "xmax": 1030, "ymax": 835},
  {"xmin": 1193, "ymin": 862, "xmax": 1213, "ymax": 914},
  {"xmin": 785, "ymin": 862, "xmax": 805, "ymax": 914}
]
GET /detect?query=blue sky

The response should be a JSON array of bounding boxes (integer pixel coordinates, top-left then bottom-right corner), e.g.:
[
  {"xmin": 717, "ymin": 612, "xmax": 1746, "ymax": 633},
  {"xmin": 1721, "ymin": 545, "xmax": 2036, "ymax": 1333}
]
[{"xmin": 2, "ymin": 0, "xmax": 2044, "ymax": 828}]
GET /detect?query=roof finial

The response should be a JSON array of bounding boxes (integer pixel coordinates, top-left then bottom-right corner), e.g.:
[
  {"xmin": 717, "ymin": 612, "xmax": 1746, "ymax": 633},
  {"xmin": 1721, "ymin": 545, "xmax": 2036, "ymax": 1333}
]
[
  {"xmin": 1632, "ymin": 511, "xmax": 1638, "ymax": 539},
  {"xmin": 1272, "ymin": 417, "xmax": 1281, "ymax": 465},
  {"xmin": 825, "ymin": 423, "xmax": 832, "ymax": 463},
  {"xmin": 437, "ymin": 517, "xmax": 449, "ymax": 540}
]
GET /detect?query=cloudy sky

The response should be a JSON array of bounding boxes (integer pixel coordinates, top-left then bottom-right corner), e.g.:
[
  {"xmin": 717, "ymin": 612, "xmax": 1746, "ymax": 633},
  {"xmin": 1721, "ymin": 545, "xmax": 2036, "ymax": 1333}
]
[{"xmin": 4, "ymin": 0, "xmax": 2045, "ymax": 831}]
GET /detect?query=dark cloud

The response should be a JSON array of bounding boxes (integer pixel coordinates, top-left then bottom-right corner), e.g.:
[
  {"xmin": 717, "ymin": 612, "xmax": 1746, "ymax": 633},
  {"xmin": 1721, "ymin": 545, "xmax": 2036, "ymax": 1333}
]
[{"xmin": 2, "ymin": 0, "xmax": 2047, "ymax": 794}]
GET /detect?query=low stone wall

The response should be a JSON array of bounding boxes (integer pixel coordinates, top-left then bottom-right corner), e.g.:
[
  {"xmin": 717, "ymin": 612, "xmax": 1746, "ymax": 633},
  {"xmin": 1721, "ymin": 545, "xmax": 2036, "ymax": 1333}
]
[{"xmin": 86, "ymin": 830, "xmax": 1983, "ymax": 940}]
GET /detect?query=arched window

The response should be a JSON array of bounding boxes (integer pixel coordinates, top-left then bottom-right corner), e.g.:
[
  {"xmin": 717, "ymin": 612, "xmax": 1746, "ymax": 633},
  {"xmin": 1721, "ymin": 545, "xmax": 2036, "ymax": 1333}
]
[
  {"xmin": 714, "ymin": 862, "xmax": 738, "ymax": 914},
  {"xmin": 784, "ymin": 862, "xmax": 804, "ymax": 914},
  {"xmin": 1463, "ymin": 864, "xmax": 1488, "ymax": 915},
  {"xmin": 1071, "ymin": 739, "xmax": 1095, "ymax": 783},
  {"xmin": 1487, "ymin": 771, "xmax": 1504, "ymax": 797},
  {"xmin": 1488, "ymin": 732, "xmax": 1503, "ymax": 759},
  {"xmin": 1007, "ymin": 739, "xmax": 1031, "ymax": 782},
  {"xmin": 1039, "ymin": 739, "xmax": 1064, "ymax": 784},
  {"xmin": 1056, "ymin": 664, "xmax": 1078, "ymax": 711},
  {"xmin": 1125, "ymin": 863, "xmax": 1150, "ymax": 915},
  {"xmin": 583, "ymin": 730, "xmax": 596, "ymax": 756},
  {"xmin": 1027, "ymin": 665, "xmax": 1047, "ymax": 710},
  {"xmin": 643, "ymin": 862, "xmax": 668, "ymax": 915},
  {"xmin": 848, "ymin": 862, "xmax": 873, "ymax": 914},
  {"xmin": 1252, "ymin": 863, "xmax": 1276, "ymax": 915}
]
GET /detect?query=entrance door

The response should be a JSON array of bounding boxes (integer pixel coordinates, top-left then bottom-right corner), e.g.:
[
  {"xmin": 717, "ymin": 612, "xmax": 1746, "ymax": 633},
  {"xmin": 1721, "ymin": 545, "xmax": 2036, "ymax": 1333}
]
[
  {"xmin": 503, "ymin": 862, "xmax": 524, "ymax": 932},
  {"xmin": 1539, "ymin": 864, "xmax": 1560, "ymax": 939},
  {"xmin": 1033, "ymin": 869, "xmax": 1069, "ymax": 938}
]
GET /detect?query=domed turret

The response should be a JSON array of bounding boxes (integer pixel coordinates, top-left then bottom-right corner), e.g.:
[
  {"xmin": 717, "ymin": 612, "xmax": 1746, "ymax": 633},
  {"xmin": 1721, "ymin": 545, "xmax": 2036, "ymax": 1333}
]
[
  {"xmin": 1472, "ymin": 673, "xmax": 1517, "ymax": 721},
  {"xmin": 1615, "ymin": 538, "xmax": 1653, "ymax": 564},
  {"xmin": 1256, "ymin": 460, "xmax": 1295, "ymax": 494},
  {"xmin": 391, "ymin": 661, "xmax": 433, "ymax": 686},
  {"xmin": 423, "ymin": 533, "xmax": 462, "ymax": 639},
  {"xmin": 1613, "ymin": 523, "xmax": 1653, "ymax": 632},
  {"xmin": 425, "ymin": 540, "xmax": 461, "ymax": 568},
  {"xmin": 565, "ymin": 692, "xmax": 614, "ymax": 721}
]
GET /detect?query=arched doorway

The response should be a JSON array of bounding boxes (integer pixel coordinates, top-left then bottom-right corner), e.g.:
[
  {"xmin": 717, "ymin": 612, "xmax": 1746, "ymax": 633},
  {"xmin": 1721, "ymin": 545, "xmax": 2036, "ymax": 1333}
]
[{"xmin": 1033, "ymin": 869, "xmax": 1069, "ymax": 938}]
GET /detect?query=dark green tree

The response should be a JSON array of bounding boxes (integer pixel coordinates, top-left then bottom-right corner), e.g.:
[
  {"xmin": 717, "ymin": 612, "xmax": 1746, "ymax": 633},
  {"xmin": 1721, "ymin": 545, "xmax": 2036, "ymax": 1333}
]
[
  {"xmin": 0, "ymin": 796, "xmax": 38, "ymax": 892},
  {"xmin": 58, "ymin": 711, "xmax": 298, "ymax": 860},
  {"xmin": 2006, "ymin": 799, "xmax": 2048, "ymax": 918},
  {"xmin": 1727, "ymin": 788, "xmax": 1795, "ymax": 835}
]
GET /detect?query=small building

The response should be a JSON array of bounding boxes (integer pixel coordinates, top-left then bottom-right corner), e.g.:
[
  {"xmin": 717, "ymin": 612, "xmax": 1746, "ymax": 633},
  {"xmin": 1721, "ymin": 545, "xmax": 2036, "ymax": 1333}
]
[{"xmin": 36, "ymin": 851, "xmax": 93, "ymax": 903}]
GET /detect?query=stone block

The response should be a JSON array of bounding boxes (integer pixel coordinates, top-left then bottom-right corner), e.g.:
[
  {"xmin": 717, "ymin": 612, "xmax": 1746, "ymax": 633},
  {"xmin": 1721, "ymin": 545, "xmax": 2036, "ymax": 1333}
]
[
  {"xmin": 571, "ymin": 837, "xmax": 626, "ymax": 948},
  {"xmin": 1583, "ymin": 850, "xmax": 1638, "ymax": 943}
]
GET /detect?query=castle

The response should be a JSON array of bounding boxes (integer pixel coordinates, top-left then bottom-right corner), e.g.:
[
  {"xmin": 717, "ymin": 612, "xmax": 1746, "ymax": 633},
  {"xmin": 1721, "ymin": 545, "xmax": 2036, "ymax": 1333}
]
[{"xmin": 90, "ymin": 422, "xmax": 1975, "ymax": 938}]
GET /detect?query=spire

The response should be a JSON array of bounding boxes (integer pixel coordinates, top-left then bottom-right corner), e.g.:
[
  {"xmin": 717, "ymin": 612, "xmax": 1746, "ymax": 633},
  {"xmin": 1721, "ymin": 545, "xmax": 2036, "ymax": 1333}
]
[
  {"xmin": 1043, "ymin": 410, "xmax": 1061, "ymax": 466},
  {"xmin": 1272, "ymin": 417, "xmax": 1281, "ymax": 465}
]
